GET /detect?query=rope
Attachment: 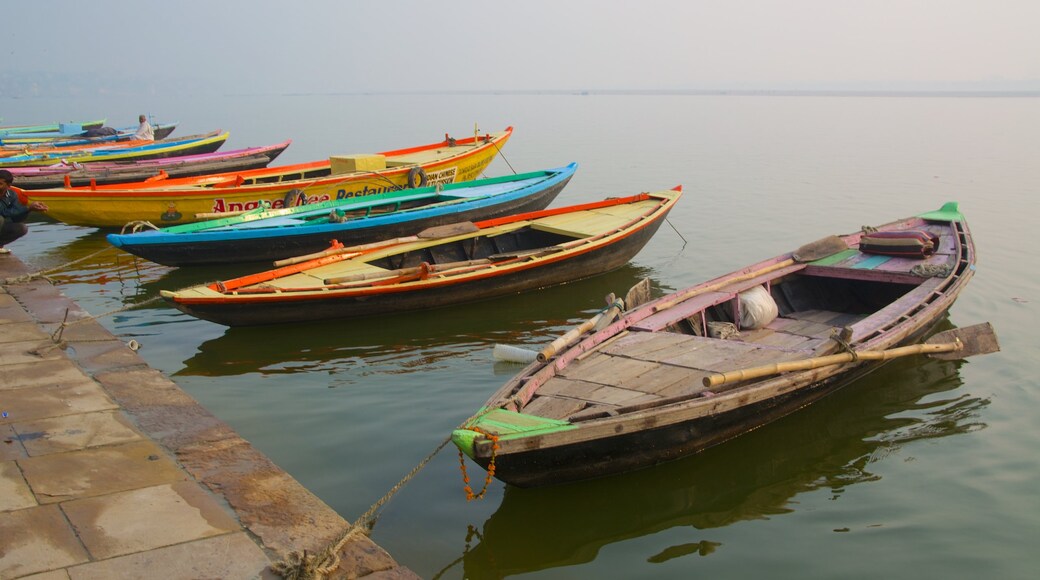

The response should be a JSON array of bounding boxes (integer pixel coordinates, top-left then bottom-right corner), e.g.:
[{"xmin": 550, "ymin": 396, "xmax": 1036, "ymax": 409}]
[
  {"xmin": 665, "ymin": 216, "xmax": 688, "ymax": 247},
  {"xmin": 120, "ymin": 220, "xmax": 160, "ymax": 234},
  {"xmin": 831, "ymin": 327, "xmax": 859, "ymax": 362},
  {"xmin": 272, "ymin": 403, "xmax": 507, "ymax": 579},
  {"xmin": 489, "ymin": 138, "xmax": 517, "ymax": 175},
  {"xmin": 3, "ymin": 246, "xmax": 119, "ymax": 285}
]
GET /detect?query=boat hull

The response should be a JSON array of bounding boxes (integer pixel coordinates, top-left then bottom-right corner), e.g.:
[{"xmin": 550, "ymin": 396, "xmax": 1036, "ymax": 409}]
[
  {"xmin": 1, "ymin": 131, "xmax": 228, "ymax": 168},
  {"xmin": 466, "ymin": 318, "xmax": 945, "ymax": 487},
  {"xmin": 29, "ymin": 129, "xmax": 512, "ymax": 227},
  {"xmin": 454, "ymin": 203, "xmax": 979, "ymax": 487},
  {"xmin": 168, "ymin": 204, "xmax": 667, "ymax": 326},
  {"xmin": 11, "ymin": 142, "xmax": 289, "ymax": 190},
  {"xmin": 112, "ymin": 174, "xmax": 571, "ymax": 267}
]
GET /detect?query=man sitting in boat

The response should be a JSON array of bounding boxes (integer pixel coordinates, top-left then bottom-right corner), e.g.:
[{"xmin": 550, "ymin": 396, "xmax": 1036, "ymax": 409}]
[{"xmin": 134, "ymin": 114, "xmax": 154, "ymax": 141}]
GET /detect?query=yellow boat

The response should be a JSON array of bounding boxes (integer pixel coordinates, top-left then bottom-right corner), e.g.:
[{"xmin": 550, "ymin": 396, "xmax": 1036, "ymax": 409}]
[{"xmin": 27, "ymin": 127, "xmax": 513, "ymax": 228}]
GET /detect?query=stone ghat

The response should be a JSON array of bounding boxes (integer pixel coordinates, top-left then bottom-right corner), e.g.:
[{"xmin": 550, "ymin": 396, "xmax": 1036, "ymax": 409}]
[{"xmin": 0, "ymin": 254, "xmax": 417, "ymax": 579}]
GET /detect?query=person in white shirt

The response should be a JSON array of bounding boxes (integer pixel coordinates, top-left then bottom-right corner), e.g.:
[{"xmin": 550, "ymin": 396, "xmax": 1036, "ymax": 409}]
[{"xmin": 134, "ymin": 114, "xmax": 154, "ymax": 141}]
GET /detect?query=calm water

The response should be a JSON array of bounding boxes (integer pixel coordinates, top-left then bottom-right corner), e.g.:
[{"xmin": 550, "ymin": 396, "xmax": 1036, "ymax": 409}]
[{"xmin": 4, "ymin": 94, "xmax": 1038, "ymax": 579}]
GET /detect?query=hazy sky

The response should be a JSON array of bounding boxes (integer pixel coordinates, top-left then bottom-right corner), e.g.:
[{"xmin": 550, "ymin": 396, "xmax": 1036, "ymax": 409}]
[{"xmin": 5, "ymin": 0, "xmax": 1039, "ymax": 95}]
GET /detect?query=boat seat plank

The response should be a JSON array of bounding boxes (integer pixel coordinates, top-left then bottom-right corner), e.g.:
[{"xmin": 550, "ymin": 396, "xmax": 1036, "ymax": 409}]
[
  {"xmin": 874, "ymin": 252, "xmax": 954, "ymax": 273},
  {"xmin": 629, "ymin": 291, "xmax": 733, "ymax": 332},
  {"xmin": 716, "ymin": 264, "xmax": 806, "ymax": 294},
  {"xmin": 532, "ymin": 211, "xmax": 632, "ymax": 238},
  {"xmin": 834, "ymin": 252, "xmax": 886, "ymax": 269},
  {"xmin": 851, "ymin": 254, "xmax": 892, "ymax": 270},
  {"xmin": 810, "ymin": 249, "xmax": 859, "ymax": 267}
]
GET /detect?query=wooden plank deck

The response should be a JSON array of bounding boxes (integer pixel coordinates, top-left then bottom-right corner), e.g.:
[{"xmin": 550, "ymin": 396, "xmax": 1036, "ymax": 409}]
[{"xmin": 528, "ymin": 309, "xmax": 862, "ymax": 420}]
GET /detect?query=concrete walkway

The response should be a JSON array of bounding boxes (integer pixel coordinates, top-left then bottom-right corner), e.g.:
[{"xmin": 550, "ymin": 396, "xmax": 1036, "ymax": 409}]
[{"xmin": 0, "ymin": 254, "xmax": 417, "ymax": 579}]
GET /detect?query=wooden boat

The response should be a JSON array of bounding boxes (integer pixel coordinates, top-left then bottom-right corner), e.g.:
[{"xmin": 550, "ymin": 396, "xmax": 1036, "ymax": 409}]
[
  {"xmin": 0, "ymin": 130, "xmax": 228, "ymax": 167},
  {"xmin": 452, "ymin": 202, "xmax": 998, "ymax": 487},
  {"xmin": 0, "ymin": 119, "xmax": 106, "ymax": 136},
  {"xmin": 160, "ymin": 186, "xmax": 681, "ymax": 326},
  {"xmin": 27, "ymin": 127, "xmax": 513, "ymax": 227},
  {"xmin": 0, "ymin": 122, "xmax": 177, "ymax": 146},
  {"xmin": 7, "ymin": 140, "xmax": 291, "ymax": 189},
  {"xmin": 108, "ymin": 164, "xmax": 577, "ymax": 266}
]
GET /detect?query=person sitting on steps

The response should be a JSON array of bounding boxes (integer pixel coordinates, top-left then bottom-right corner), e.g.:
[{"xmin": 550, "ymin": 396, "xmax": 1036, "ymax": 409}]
[{"xmin": 0, "ymin": 169, "xmax": 49, "ymax": 254}]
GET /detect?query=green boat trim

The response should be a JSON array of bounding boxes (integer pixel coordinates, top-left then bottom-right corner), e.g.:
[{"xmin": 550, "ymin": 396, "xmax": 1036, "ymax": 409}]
[
  {"xmin": 919, "ymin": 201, "xmax": 963, "ymax": 223},
  {"xmin": 453, "ymin": 408, "xmax": 577, "ymax": 459}
]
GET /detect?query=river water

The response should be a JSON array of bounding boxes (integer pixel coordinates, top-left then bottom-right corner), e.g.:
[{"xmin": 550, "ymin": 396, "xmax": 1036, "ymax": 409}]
[{"xmin": 4, "ymin": 93, "xmax": 1038, "ymax": 579}]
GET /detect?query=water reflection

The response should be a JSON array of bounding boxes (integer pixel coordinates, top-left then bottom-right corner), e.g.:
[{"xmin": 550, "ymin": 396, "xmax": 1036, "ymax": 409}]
[
  {"xmin": 174, "ymin": 263, "xmax": 657, "ymax": 378},
  {"xmin": 450, "ymin": 332, "xmax": 988, "ymax": 579}
]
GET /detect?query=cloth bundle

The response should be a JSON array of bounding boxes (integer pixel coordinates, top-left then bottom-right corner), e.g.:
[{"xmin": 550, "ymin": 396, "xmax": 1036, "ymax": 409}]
[{"xmin": 859, "ymin": 230, "xmax": 940, "ymax": 258}]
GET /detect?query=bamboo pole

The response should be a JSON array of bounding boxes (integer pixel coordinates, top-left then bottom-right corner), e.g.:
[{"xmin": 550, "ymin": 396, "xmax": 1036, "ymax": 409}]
[
  {"xmin": 537, "ymin": 299, "xmax": 625, "ymax": 363},
  {"xmin": 703, "ymin": 341, "xmax": 963, "ymax": 388},
  {"xmin": 272, "ymin": 236, "xmax": 420, "ymax": 267},
  {"xmin": 322, "ymin": 258, "xmax": 490, "ymax": 285}
]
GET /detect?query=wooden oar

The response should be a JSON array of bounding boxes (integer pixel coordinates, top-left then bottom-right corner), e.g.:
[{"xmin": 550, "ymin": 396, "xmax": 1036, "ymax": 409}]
[
  {"xmin": 702, "ymin": 322, "xmax": 999, "ymax": 388},
  {"xmin": 323, "ymin": 258, "xmax": 491, "ymax": 285}
]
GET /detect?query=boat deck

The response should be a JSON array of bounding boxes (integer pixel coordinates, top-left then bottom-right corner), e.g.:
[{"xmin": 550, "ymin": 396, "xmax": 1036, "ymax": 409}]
[
  {"xmin": 522, "ymin": 222, "xmax": 960, "ymax": 422},
  {"xmin": 526, "ymin": 309, "xmax": 859, "ymax": 420}
]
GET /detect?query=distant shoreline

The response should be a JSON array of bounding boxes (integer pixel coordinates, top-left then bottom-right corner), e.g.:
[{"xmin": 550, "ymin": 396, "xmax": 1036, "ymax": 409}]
[
  {"xmin": 277, "ymin": 89, "xmax": 1040, "ymax": 98},
  {"xmin": 4, "ymin": 89, "xmax": 1039, "ymax": 99}
]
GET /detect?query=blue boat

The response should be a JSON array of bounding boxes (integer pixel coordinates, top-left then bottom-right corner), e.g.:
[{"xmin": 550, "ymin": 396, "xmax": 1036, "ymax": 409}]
[{"xmin": 106, "ymin": 163, "xmax": 578, "ymax": 267}]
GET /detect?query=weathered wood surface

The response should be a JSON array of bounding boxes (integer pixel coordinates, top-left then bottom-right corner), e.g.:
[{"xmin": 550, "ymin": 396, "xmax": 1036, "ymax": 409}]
[{"xmin": 533, "ymin": 309, "xmax": 866, "ymax": 420}]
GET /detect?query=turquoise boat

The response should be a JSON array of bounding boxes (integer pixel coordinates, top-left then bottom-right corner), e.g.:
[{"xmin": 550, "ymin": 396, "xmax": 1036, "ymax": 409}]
[{"xmin": 107, "ymin": 164, "xmax": 578, "ymax": 267}]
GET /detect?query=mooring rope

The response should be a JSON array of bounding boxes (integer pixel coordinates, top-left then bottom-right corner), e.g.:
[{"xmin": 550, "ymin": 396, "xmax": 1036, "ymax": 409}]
[
  {"xmin": 665, "ymin": 216, "xmax": 688, "ymax": 247},
  {"xmin": 120, "ymin": 220, "xmax": 160, "ymax": 234},
  {"xmin": 488, "ymin": 138, "xmax": 517, "ymax": 175},
  {"xmin": 272, "ymin": 403, "xmax": 505, "ymax": 579},
  {"xmin": 3, "ymin": 245, "xmax": 119, "ymax": 285}
]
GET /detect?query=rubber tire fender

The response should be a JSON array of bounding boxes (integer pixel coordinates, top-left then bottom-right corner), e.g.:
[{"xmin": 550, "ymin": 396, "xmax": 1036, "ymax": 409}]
[
  {"xmin": 407, "ymin": 167, "xmax": 428, "ymax": 189},
  {"xmin": 283, "ymin": 188, "xmax": 305, "ymax": 208}
]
